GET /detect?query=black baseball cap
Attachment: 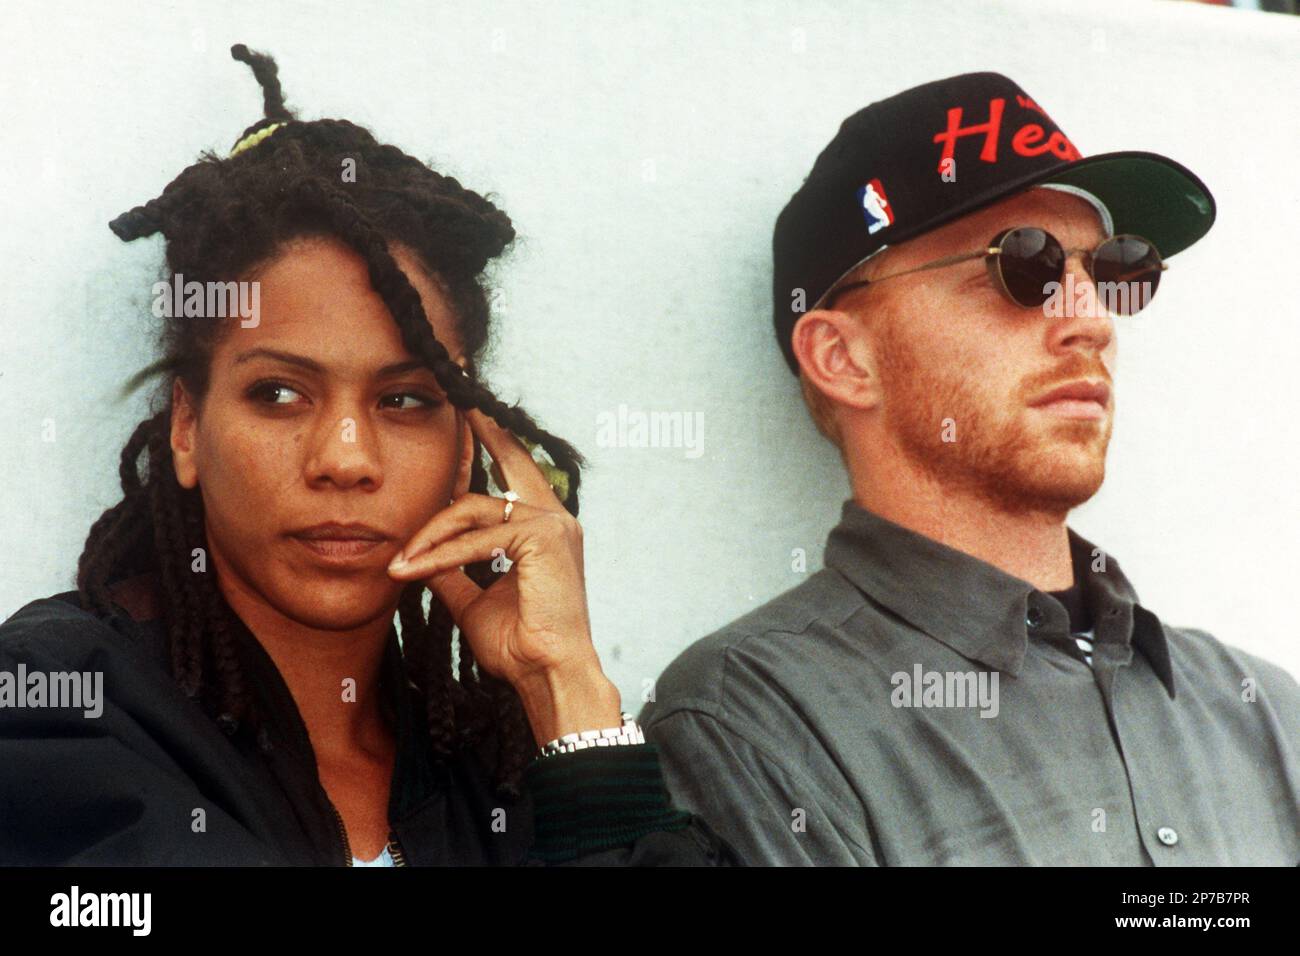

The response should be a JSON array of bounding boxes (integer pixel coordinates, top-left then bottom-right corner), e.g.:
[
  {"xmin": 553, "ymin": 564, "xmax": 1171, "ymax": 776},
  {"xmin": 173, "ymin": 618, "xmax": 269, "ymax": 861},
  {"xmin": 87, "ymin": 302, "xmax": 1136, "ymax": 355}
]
[{"xmin": 772, "ymin": 72, "xmax": 1216, "ymax": 375}]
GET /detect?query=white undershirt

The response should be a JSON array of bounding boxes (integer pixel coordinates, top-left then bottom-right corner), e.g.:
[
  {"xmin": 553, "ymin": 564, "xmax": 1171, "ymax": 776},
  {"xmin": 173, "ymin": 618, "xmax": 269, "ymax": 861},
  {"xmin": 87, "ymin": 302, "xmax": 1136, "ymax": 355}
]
[
  {"xmin": 351, "ymin": 845, "xmax": 396, "ymax": 867},
  {"xmin": 1073, "ymin": 626, "xmax": 1097, "ymax": 667}
]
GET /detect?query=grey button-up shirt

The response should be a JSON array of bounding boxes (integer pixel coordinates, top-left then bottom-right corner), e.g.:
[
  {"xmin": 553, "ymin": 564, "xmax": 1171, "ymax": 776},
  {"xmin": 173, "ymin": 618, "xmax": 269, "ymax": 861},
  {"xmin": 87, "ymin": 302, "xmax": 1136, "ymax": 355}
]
[{"xmin": 641, "ymin": 500, "xmax": 1300, "ymax": 865}]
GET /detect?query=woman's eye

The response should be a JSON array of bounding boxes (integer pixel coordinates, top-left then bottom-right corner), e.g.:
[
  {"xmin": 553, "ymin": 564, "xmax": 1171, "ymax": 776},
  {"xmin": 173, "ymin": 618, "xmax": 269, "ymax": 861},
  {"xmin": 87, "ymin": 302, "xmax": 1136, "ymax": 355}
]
[
  {"xmin": 249, "ymin": 381, "xmax": 304, "ymax": 405},
  {"xmin": 381, "ymin": 392, "xmax": 443, "ymax": 411}
]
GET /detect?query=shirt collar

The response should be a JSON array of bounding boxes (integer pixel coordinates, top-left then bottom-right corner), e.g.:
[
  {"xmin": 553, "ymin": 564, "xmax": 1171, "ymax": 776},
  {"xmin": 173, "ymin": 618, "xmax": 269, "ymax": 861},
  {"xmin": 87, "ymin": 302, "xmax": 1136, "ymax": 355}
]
[{"xmin": 822, "ymin": 499, "xmax": 1175, "ymax": 697}]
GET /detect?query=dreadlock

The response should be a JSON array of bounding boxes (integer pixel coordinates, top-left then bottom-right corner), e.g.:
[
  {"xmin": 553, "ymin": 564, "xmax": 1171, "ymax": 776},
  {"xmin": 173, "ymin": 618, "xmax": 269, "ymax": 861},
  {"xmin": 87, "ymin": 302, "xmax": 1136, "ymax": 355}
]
[{"xmin": 77, "ymin": 43, "xmax": 584, "ymax": 794}]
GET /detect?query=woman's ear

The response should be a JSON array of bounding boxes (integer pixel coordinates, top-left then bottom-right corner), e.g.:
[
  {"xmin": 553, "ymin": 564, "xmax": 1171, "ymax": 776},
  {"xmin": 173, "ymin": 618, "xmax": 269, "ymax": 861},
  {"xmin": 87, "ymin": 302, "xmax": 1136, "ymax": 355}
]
[
  {"xmin": 451, "ymin": 409, "xmax": 474, "ymax": 501},
  {"xmin": 170, "ymin": 379, "xmax": 200, "ymax": 490}
]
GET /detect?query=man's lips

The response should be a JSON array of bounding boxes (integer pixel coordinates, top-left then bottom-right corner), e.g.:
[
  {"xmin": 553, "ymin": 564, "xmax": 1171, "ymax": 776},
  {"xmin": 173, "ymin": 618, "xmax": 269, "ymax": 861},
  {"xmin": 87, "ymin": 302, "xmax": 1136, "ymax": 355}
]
[{"xmin": 1030, "ymin": 380, "xmax": 1110, "ymax": 420}]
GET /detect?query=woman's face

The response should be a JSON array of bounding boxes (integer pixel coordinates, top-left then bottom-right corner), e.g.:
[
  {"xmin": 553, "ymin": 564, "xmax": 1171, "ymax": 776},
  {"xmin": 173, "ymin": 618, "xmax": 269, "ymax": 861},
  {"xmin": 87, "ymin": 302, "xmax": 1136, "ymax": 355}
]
[{"xmin": 170, "ymin": 235, "xmax": 473, "ymax": 632}]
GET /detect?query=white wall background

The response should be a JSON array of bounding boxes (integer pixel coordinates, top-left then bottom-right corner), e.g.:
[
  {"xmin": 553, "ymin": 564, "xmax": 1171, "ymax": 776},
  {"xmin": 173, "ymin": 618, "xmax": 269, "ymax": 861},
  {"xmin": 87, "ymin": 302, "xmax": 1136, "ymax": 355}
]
[{"xmin": 1, "ymin": 0, "xmax": 1297, "ymax": 703}]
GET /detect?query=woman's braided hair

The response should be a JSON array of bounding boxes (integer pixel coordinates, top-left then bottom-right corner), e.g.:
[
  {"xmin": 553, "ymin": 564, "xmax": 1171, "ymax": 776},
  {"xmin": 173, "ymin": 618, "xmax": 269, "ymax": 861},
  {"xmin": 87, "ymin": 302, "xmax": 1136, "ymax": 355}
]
[{"xmin": 76, "ymin": 44, "xmax": 585, "ymax": 794}]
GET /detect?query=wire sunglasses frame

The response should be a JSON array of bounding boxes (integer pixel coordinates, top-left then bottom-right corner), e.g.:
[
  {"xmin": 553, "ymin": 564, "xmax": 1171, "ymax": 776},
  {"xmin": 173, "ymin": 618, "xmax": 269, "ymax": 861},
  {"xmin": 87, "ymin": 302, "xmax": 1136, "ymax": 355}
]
[{"xmin": 822, "ymin": 227, "xmax": 1168, "ymax": 314}]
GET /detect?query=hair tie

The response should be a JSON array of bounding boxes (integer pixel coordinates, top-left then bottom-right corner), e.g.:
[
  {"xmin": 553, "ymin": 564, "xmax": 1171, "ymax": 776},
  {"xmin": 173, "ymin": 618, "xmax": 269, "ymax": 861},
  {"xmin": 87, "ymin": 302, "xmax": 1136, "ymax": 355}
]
[{"xmin": 230, "ymin": 122, "xmax": 285, "ymax": 158}]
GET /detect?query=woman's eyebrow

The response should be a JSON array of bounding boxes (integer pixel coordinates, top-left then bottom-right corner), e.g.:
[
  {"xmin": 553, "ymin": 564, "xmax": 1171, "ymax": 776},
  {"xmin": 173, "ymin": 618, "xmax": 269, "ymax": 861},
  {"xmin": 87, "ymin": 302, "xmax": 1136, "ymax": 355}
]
[{"xmin": 232, "ymin": 347, "xmax": 435, "ymax": 378}]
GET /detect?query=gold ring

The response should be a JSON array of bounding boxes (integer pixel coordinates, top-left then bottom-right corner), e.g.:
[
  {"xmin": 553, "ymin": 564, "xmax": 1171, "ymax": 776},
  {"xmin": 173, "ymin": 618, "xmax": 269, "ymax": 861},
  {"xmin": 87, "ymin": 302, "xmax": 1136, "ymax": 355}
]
[{"xmin": 502, "ymin": 490, "xmax": 520, "ymax": 523}]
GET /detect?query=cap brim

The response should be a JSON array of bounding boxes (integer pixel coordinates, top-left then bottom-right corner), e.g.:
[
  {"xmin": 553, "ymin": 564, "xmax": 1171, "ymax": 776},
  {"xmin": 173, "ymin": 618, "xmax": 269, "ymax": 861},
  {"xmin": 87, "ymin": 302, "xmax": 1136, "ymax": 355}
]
[{"xmin": 1042, "ymin": 150, "xmax": 1215, "ymax": 260}]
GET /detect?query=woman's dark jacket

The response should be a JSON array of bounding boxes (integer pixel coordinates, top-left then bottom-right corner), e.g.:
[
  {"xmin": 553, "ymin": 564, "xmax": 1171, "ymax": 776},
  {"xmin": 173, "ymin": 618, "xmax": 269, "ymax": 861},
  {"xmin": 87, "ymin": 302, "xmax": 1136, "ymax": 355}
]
[{"xmin": 0, "ymin": 580, "xmax": 734, "ymax": 866}]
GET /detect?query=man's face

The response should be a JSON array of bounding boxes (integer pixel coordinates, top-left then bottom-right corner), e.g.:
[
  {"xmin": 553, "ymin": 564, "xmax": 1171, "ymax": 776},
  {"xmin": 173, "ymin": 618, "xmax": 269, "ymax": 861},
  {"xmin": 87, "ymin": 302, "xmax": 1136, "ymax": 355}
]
[{"xmin": 848, "ymin": 188, "xmax": 1117, "ymax": 516}]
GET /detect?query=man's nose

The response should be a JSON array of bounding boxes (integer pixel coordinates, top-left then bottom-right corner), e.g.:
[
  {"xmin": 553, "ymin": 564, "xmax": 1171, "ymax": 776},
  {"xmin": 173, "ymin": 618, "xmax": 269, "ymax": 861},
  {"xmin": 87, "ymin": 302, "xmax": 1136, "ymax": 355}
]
[{"xmin": 1048, "ymin": 251, "xmax": 1114, "ymax": 353}]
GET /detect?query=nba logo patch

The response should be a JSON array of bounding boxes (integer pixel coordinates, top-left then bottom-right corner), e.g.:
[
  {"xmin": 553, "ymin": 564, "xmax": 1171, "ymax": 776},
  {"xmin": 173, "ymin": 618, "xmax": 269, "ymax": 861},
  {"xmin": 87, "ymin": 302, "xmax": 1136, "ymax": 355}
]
[{"xmin": 857, "ymin": 178, "xmax": 894, "ymax": 234}]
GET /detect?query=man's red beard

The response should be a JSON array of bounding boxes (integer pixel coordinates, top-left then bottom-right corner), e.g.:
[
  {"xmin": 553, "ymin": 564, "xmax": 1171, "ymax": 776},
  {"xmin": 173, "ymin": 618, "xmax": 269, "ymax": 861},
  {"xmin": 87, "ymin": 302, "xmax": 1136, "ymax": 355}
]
[{"xmin": 874, "ymin": 318, "xmax": 1112, "ymax": 517}]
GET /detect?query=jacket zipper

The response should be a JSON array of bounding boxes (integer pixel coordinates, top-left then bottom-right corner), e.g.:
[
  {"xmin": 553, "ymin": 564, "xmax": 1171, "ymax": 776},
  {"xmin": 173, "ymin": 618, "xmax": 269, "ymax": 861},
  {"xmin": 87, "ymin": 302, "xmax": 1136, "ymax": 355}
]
[
  {"xmin": 330, "ymin": 801, "xmax": 408, "ymax": 867},
  {"xmin": 329, "ymin": 802, "xmax": 353, "ymax": 866},
  {"xmin": 387, "ymin": 833, "xmax": 408, "ymax": 867}
]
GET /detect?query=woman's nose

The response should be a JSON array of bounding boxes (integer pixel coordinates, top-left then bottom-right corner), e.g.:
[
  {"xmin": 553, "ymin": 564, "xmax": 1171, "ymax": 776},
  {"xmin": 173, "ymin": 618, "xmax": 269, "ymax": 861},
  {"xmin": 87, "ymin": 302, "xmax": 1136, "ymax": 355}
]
[{"xmin": 303, "ymin": 413, "xmax": 383, "ymax": 490}]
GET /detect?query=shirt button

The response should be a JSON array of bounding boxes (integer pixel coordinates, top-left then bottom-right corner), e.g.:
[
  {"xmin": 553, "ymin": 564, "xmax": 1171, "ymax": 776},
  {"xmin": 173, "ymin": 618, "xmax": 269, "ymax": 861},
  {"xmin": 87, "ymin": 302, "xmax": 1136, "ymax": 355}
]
[
  {"xmin": 1156, "ymin": 826, "xmax": 1179, "ymax": 846},
  {"xmin": 1025, "ymin": 606, "xmax": 1044, "ymax": 628}
]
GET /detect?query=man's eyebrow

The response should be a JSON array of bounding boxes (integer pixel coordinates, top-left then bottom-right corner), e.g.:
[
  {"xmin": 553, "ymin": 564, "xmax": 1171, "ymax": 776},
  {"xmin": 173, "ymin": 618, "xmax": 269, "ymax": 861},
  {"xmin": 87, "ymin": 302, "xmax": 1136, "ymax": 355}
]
[{"xmin": 232, "ymin": 348, "xmax": 436, "ymax": 378}]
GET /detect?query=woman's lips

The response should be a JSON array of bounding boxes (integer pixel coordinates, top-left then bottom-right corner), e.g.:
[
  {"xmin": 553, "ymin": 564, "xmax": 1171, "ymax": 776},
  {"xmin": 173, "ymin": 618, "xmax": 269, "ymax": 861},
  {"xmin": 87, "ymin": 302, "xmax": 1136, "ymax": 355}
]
[
  {"xmin": 287, "ymin": 521, "xmax": 394, "ymax": 566},
  {"xmin": 290, "ymin": 536, "xmax": 388, "ymax": 564}
]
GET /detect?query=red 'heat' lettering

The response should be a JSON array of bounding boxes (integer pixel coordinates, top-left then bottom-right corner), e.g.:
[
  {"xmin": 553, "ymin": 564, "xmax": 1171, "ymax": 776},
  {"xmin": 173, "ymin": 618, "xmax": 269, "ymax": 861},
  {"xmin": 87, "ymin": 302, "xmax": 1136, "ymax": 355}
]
[
  {"xmin": 932, "ymin": 98, "xmax": 1006, "ymax": 169},
  {"xmin": 932, "ymin": 96, "xmax": 1081, "ymax": 171}
]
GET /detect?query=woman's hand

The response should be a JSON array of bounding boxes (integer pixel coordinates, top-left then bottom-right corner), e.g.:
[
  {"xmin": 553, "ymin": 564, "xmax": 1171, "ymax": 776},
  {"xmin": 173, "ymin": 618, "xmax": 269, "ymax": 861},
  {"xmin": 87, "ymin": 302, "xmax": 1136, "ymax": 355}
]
[{"xmin": 386, "ymin": 408, "xmax": 621, "ymax": 745}]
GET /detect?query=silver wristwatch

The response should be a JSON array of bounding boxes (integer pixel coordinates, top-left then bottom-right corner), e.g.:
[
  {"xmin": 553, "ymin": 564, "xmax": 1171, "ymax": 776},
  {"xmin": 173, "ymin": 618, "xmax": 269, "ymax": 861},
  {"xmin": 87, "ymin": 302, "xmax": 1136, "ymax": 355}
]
[{"xmin": 538, "ymin": 712, "xmax": 645, "ymax": 758}]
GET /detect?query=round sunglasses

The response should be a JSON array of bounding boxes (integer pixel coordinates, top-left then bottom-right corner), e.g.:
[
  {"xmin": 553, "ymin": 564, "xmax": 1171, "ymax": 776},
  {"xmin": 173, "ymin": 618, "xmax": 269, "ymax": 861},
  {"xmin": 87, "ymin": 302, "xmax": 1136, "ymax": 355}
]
[{"xmin": 825, "ymin": 226, "xmax": 1167, "ymax": 315}]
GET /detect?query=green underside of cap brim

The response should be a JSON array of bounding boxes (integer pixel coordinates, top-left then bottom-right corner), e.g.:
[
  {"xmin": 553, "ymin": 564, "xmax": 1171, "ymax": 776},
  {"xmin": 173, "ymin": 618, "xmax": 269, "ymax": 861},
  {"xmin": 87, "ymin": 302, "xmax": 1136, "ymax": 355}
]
[{"xmin": 1044, "ymin": 152, "xmax": 1215, "ymax": 259}]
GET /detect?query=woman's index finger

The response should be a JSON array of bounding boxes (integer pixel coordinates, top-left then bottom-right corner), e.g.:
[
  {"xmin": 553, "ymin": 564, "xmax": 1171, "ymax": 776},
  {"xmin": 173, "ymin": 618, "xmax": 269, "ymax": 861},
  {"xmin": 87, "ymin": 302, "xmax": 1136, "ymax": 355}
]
[{"xmin": 466, "ymin": 408, "xmax": 563, "ymax": 510}]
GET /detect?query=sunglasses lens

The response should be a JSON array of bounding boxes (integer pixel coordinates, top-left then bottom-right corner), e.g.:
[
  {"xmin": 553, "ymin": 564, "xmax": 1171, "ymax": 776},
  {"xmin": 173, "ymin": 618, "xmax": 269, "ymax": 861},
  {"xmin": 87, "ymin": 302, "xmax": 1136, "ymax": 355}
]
[
  {"xmin": 1091, "ymin": 236, "xmax": 1163, "ymax": 314},
  {"xmin": 992, "ymin": 227, "xmax": 1065, "ymax": 307}
]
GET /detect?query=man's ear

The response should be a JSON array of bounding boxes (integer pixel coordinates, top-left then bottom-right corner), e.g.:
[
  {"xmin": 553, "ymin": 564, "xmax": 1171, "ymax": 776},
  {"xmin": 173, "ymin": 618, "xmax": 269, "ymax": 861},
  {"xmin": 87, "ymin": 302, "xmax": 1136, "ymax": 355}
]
[
  {"xmin": 791, "ymin": 308, "xmax": 881, "ymax": 412},
  {"xmin": 451, "ymin": 408, "xmax": 474, "ymax": 501},
  {"xmin": 170, "ymin": 378, "xmax": 200, "ymax": 490}
]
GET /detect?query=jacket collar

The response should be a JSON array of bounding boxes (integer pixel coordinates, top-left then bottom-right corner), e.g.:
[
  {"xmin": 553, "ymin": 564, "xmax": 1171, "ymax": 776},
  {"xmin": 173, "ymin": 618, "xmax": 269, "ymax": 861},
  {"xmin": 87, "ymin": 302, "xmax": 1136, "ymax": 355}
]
[
  {"xmin": 222, "ymin": 608, "xmax": 448, "ymax": 822},
  {"xmin": 97, "ymin": 572, "xmax": 464, "ymax": 861},
  {"xmin": 822, "ymin": 499, "xmax": 1175, "ymax": 697}
]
